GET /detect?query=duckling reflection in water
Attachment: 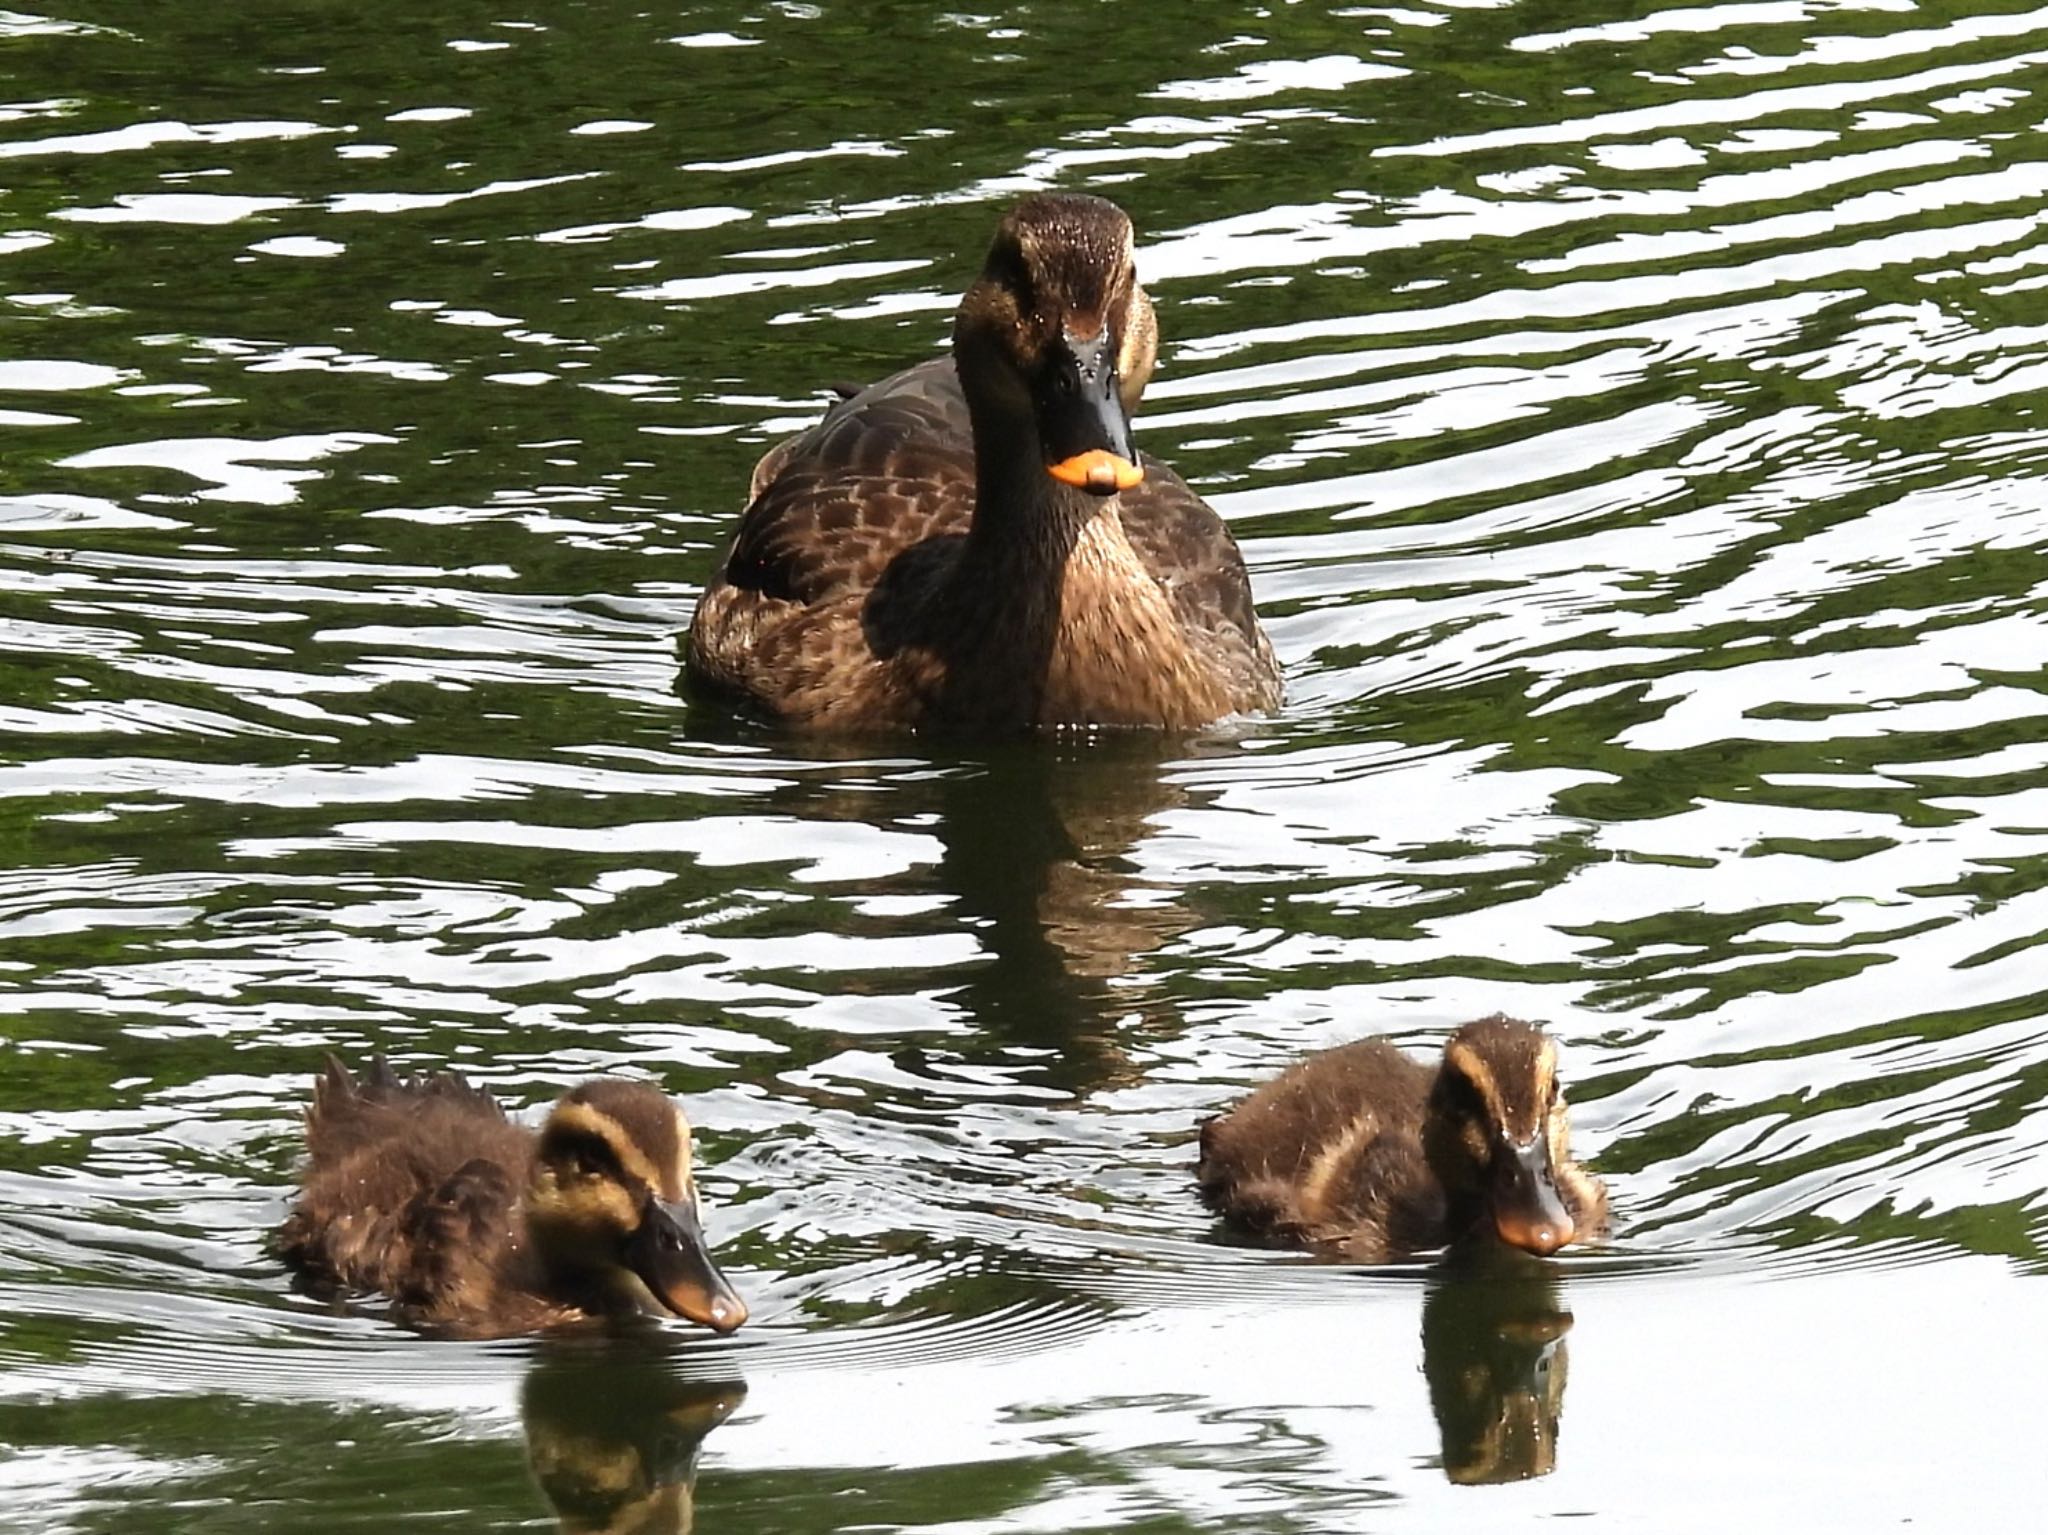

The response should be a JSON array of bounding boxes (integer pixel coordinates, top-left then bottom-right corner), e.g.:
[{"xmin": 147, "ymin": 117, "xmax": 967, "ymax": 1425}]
[
  {"xmin": 686, "ymin": 191, "xmax": 1282, "ymax": 732},
  {"xmin": 1197, "ymin": 1016, "xmax": 1606, "ymax": 1261},
  {"xmin": 523, "ymin": 1348, "xmax": 745, "ymax": 1535},
  {"xmin": 278, "ymin": 1058, "xmax": 748, "ymax": 1338},
  {"xmin": 1423, "ymin": 1260, "xmax": 1575, "ymax": 1484}
]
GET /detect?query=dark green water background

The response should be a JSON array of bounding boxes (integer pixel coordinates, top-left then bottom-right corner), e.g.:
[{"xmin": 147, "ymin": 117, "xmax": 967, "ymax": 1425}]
[{"xmin": 4, "ymin": 1, "xmax": 2048, "ymax": 1529}]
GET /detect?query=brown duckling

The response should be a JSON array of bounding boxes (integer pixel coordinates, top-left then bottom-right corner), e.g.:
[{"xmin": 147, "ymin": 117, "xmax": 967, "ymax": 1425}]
[
  {"xmin": 685, "ymin": 191, "xmax": 1282, "ymax": 733},
  {"xmin": 1196, "ymin": 1016, "xmax": 1606, "ymax": 1261},
  {"xmin": 278, "ymin": 1057, "xmax": 748, "ymax": 1338}
]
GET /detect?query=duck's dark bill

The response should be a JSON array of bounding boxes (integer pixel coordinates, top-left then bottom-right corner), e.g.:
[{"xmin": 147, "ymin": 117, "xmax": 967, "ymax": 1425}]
[
  {"xmin": 628, "ymin": 1198, "xmax": 749, "ymax": 1333},
  {"xmin": 1048, "ymin": 449, "xmax": 1145, "ymax": 492},
  {"xmin": 1490, "ymin": 1139, "xmax": 1576, "ymax": 1257}
]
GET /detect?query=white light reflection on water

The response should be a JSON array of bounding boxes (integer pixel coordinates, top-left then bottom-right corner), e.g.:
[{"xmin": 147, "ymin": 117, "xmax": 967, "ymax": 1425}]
[{"xmin": 4, "ymin": 0, "xmax": 2048, "ymax": 1528}]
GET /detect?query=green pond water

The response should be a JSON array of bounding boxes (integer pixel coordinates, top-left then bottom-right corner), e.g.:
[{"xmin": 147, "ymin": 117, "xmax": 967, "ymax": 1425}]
[{"xmin": 3, "ymin": 0, "xmax": 2048, "ymax": 1529}]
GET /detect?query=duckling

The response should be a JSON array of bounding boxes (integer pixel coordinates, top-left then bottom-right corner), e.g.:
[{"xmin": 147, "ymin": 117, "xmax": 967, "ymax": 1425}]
[
  {"xmin": 277, "ymin": 1057, "xmax": 748, "ymax": 1338},
  {"xmin": 685, "ymin": 191, "xmax": 1282, "ymax": 733},
  {"xmin": 1196, "ymin": 1015, "xmax": 1606, "ymax": 1261}
]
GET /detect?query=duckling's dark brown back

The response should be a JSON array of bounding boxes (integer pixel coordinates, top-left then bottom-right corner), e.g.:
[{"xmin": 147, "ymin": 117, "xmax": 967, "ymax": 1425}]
[
  {"xmin": 1197, "ymin": 1038, "xmax": 1443, "ymax": 1260},
  {"xmin": 278, "ymin": 1057, "xmax": 531, "ymax": 1314}
]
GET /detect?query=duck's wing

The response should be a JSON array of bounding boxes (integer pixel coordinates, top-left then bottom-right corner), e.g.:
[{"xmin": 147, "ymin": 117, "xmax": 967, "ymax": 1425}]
[
  {"xmin": 710, "ymin": 358, "xmax": 976, "ymax": 609},
  {"xmin": 392, "ymin": 1157, "xmax": 522, "ymax": 1318},
  {"xmin": 279, "ymin": 1057, "xmax": 527, "ymax": 1302},
  {"xmin": 1196, "ymin": 1040, "xmax": 1436, "ymax": 1235}
]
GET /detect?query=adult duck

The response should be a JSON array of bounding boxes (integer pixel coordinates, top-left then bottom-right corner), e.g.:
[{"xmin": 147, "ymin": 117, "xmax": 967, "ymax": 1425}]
[{"xmin": 685, "ymin": 191, "xmax": 1281, "ymax": 732}]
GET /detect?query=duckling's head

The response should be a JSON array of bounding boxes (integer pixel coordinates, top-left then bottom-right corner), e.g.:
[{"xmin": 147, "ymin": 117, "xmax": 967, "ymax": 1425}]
[
  {"xmin": 954, "ymin": 192, "xmax": 1159, "ymax": 498},
  {"xmin": 1422, "ymin": 1017, "xmax": 1593, "ymax": 1258},
  {"xmin": 524, "ymin": 1081, "xmax": 748, "ymax": 1333}
]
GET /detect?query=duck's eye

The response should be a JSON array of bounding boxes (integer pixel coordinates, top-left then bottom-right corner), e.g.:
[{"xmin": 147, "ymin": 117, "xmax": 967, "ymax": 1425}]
[
  {"xmin": 1049, "ymin": 365, "xmax": 1077, "ymax": 398},
  {"xmin": 552, "ymin": 1131, "xmax": 619, "ymax": 1182}
]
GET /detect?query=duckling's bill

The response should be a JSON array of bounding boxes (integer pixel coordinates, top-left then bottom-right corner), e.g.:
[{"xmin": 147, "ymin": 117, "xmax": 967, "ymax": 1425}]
[
  {"xmin": 1490, "ymin": 1137, "xmax": 1575, "ymax": 1257},
  {"xmin": 627, "ymin": 1197, "xmax": 749, "ymax": 1334}
]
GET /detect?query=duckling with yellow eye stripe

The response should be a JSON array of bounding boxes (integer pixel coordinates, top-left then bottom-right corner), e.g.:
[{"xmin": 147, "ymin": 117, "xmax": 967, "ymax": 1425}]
[
  {"xmin": 278, "ymin": 1059, "xmax": 747, "ymax": 1338},
  {"xmin": 1197, "ymin": 1016, "xmax": 1607, "ymax": 1262}
]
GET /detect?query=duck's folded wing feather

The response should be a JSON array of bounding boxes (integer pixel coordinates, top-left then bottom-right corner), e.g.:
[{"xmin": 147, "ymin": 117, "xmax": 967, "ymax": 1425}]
[
  {"xmin": 714, "ymin": 360, "xmax": 975, "ymax": 608},
  {"xmin": 394, "ymin": 1158, "xmax": 521, "ymax": 1315}
]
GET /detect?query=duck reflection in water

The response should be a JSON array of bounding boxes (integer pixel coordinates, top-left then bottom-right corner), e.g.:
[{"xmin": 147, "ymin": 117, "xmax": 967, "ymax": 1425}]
[
  {"xmin": 931, "ymin": 737, "xmax": 1193, "ymax": 1069},
  {"xmin": 714, "ymin": 731, "xmax": 1196, "ymax": 1093},
  {"xmin": 1422, "ymin": 1256, "xmax": 1574, "ymax": 1484},
  {"xmin": 523, "ymin": 1345, "xmax": 745, "ymax": 1535}
]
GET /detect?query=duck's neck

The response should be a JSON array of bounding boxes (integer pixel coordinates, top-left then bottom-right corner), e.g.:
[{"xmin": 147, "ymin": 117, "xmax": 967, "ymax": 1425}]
[
  {"xmin": 934, "ymin": 416, "xmax": 1221, "ymax": 728},
  {"xmin": 959, "ymin": 420, "xmax": 1121, "ymax": 609},
  {"xmin": 510, "ymin": 1215, "xmax": 650, "ymax": 1322}
]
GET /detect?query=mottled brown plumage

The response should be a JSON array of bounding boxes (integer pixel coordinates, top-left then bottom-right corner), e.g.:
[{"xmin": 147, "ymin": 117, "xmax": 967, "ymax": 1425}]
[
  {"xmin": 277, "ymin": 1057, "xmax": 747, "ymax": 1338},
  {"xmin": 1197, "ymin": 1016, "xmax": 1607, "ymax": 1262},
  {"xmin": 686, "ymin": 192, "xmax": 1281, "ymax": 732}
]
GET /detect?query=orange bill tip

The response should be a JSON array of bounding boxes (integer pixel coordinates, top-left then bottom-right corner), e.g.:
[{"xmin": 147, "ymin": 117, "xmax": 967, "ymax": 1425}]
[
  {"xmin": 1047, "ymin": 450, "xmax": 1144, "ymax": 492},
  {"xmin": 663, "ymin": 1278, "xmax": 749, "ymax": 1334},
  {"xmin": 1494, "ymin": 1208, "xmax": 1574, "ymax": 1257}
]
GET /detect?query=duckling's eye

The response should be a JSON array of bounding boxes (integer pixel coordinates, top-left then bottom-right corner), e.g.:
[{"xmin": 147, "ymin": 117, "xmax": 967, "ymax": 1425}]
[
  {"xmin": 550, "ymin": 1130, "xmax": 621, "ymax": 1183},
  {"xmin": 652, "ymin": 1214, "xmax": 686, "ymax": 1254}
]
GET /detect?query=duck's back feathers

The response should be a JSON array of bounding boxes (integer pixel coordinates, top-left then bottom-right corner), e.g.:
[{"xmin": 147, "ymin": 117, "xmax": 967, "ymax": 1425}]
[
  {"xmin": 1197, "ymin": 1038, "xmax": 1444, "ymax": 1260},
  {"xmin": 297, "ymin": 1053, "xmax": 507, "ymax": 1165},
  {"xmin": 278, "ymin": 1056, "xmax": 533, "ymax": 1321}
]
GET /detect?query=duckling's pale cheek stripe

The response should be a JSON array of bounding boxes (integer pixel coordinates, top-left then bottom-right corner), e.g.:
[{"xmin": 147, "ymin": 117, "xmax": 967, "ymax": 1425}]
[
  {"xmin": 587, "ymin": 1182, "xmax": 641, "ymax": 1230},
  {"xmin": 1443, "ymin": 1043, "xmax": 1509, "ymax": 1133},
  {"xmin": 530, "ymin": 1171, "xmax": 640, "ymax": 1232},
  {"xmin": 1532, "ymin": 1049, "xmax": 1557, "ymax": 1124}
]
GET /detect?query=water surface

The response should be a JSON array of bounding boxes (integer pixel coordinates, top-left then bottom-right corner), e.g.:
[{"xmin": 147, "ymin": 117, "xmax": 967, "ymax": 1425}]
[{"xmin": 4, "ymin": 1, "xmax": 2048, "ymax": 1529}]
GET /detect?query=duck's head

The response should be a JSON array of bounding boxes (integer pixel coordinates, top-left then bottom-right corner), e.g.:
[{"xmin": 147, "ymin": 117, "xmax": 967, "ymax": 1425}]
[
  {"xmin": 1422, "ymin": 1017, "xmax": 1594, "ymax": 1258},
  {"xmin": 525, "ymin": 1081, "xmax": 749, "ymax": 1333},
  {"xmin": 953, "ymin": 191, "xmax": 1159, "ymax": 497}
]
